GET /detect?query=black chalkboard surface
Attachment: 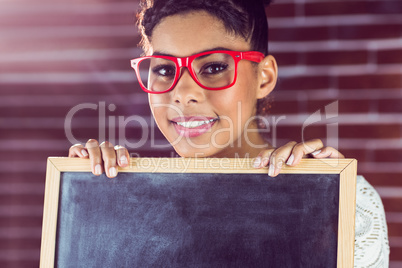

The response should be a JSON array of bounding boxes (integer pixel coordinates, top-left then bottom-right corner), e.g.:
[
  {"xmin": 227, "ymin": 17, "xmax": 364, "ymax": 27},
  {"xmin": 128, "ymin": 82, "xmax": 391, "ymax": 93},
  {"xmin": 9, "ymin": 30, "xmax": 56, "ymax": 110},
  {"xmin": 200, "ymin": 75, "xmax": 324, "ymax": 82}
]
[{"xmin": 41, "ymin": 158, "xmax": 357, "ymax": 268}]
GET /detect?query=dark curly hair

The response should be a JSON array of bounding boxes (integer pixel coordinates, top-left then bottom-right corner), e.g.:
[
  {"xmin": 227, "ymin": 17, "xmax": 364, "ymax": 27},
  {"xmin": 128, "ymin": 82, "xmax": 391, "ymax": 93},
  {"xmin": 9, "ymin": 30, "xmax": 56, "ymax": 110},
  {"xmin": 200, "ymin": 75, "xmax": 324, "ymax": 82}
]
[
  {"xmin": 138, "ymin": 0, "xmax": 272, "ymax": 55},
  {"xmin": 137, "ymin": 0, "xmax": 273, "ymax": 118}
]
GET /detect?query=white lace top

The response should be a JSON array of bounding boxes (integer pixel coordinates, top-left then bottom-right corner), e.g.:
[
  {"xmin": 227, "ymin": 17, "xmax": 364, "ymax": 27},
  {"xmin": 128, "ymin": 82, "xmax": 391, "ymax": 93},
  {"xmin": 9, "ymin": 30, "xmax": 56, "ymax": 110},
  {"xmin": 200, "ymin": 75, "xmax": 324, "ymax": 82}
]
[{"xmin": 354, "ymin": 175, "xmax": 390, "ymax": 267}]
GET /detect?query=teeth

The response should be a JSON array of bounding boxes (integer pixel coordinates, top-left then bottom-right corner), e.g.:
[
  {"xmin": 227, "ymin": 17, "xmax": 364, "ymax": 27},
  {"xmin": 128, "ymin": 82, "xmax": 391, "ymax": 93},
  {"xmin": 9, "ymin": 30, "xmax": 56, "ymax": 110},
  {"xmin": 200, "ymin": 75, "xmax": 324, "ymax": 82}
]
[{"xmin": 176, "ymin": 119, "xmax": 215, "ymax": 128}]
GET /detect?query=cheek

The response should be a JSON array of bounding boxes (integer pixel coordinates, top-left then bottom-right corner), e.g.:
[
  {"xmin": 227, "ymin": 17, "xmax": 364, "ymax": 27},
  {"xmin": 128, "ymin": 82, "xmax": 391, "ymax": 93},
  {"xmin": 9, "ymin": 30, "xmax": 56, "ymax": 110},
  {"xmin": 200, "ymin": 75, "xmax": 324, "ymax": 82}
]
[
  {"xmin": 149, "ymin": 94, "xmax": 169, "ymax": 124},
  {"xmin": 238, "ymin": 69, "xmax": 259, "ymax": 113},
  {"xmin": 222, "ymin": 75, "xmax": 258, "ymax": 118},
  {"xmin": 227, "ymin": 75, "xmax": 259, "ymax": 133},
  {"xmin": 209, "ymin": 87, "xmax": 257, "ymax": 140}
]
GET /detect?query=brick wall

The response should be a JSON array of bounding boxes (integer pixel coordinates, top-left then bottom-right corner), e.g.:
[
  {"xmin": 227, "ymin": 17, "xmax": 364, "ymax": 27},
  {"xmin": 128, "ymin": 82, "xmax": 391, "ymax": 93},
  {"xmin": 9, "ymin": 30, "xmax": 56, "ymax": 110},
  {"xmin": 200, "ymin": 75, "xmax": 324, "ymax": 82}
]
[{"xmin": 0, "ymin": 0, "xmax": 401, "ymax": 266}]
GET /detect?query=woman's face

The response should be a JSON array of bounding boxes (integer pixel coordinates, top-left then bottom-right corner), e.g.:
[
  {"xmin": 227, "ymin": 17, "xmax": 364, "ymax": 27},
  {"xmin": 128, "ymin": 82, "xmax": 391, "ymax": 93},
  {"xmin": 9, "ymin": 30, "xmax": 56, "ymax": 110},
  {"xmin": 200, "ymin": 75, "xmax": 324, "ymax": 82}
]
[{"xmin": 148, "ymin": 11, "xmax": 269, "ymax": 158}]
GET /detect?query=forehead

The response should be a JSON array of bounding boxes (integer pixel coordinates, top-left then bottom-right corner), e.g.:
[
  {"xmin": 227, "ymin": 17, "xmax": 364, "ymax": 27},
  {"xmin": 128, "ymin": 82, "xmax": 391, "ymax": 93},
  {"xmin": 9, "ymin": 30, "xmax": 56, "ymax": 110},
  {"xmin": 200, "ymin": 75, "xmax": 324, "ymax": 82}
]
[{"xmin": 150, "ymin": 11, "xmax": 251, "ymax": 57}]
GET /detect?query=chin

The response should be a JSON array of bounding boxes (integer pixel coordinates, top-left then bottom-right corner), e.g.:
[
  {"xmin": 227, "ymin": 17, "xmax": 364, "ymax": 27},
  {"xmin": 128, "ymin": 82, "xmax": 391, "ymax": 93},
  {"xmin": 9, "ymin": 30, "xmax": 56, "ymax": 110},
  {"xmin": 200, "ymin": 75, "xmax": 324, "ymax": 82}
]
[
  {"xmin": 172, "ymin": 145, "xmax": 221, "ymax": 158},
  {"xmin": 164, "ymin": 127, "xmax": 232, "ymax": 158}
]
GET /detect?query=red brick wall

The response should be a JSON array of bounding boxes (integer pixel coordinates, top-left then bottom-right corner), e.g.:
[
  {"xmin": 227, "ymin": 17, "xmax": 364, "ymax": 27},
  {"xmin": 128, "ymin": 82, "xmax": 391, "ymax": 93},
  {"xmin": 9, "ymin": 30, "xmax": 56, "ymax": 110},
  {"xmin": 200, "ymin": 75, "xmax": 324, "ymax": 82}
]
[{"xmin": 0, "ymin": 0, "xmax": 401, "ymax": 266}]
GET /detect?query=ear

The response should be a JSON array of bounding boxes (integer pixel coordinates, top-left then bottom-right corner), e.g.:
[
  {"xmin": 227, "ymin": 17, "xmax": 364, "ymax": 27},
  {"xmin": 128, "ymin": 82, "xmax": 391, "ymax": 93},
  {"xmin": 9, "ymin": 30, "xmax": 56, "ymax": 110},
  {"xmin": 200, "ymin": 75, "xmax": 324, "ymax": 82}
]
[{"xmin": 256, "ymin": 55, "xmax": 278, "ymax": 99}]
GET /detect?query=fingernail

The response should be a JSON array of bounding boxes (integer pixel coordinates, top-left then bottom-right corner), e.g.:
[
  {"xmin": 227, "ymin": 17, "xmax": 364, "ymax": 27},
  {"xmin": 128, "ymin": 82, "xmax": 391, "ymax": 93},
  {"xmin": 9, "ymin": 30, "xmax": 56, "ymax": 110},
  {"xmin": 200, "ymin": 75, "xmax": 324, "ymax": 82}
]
[
  {"xmin": 120, "ymin": 155, "xmax": 128, "ymax": 165},
  {"xmin": 109, "ymin": 167, "xmax": 117, "ymax": 177},
  {"xmin": 94, "ymin": 164, "xmax": 102, "ymax": 175},
  {"xmin": 311, "ymin": 150, "xmax": 321, "ymax": 156},
  {"xmin": 81, "ymin": 150, "xmax": 88, "ymax": 157},
  {"xmin": 253, "ymin": 156, "xmax": 262, "ymax": 168},
  {"xmin": 262, "ymin": 157, "xmax": 269, "ymax": 167},
  {"xmin": 268, "ymin": 164, "xmax": 275, "ymax": 177},
  {"xmin": 286, "ymin": 154, "xmax": 294, "ymax": 165}
]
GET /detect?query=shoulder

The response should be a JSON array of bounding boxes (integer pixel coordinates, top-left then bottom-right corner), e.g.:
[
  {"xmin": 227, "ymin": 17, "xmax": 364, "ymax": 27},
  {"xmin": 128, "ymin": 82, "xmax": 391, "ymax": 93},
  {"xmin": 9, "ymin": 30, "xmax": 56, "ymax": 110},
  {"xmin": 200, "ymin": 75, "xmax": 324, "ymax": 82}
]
[
  {"xmin": 355, "ymin": 175, "xmax": 386, "ymax": 210},
  {"xmin": 354, "ymin": 175, "xmax": 390, "ymax": 267}
]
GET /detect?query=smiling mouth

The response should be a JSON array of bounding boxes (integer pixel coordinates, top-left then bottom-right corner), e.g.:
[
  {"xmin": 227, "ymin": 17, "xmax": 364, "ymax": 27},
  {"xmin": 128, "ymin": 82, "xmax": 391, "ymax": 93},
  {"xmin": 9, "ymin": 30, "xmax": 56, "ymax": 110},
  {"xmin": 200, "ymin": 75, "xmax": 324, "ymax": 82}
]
[
  {"xmin": 171, "ymin": 117, "xmax": 219, "ymax": 137},
  {"xmin": 175, "ymin": 118, "xmax": 217, "ymax": 128}
]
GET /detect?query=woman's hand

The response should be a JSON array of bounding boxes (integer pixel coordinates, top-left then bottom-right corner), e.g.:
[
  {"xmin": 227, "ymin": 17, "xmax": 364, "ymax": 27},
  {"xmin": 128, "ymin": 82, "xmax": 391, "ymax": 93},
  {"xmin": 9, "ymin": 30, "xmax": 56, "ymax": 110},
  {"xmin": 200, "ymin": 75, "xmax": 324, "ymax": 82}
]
[
  {"xmin": 68, "ymin": 139, "xmax": 130, "ymax": 178},
  {"xmin": 253, "ymin": 139, "xmax": 345, "ymax": 177}
]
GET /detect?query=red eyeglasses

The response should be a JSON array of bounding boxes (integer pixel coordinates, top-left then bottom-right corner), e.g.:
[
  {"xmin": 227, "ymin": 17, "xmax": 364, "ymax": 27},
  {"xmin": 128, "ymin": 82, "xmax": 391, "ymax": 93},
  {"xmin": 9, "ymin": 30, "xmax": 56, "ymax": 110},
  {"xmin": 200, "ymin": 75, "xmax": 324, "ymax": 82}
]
[{"xmin": 130, "ymin": 50, "xmax": 265, "ymax": 94}]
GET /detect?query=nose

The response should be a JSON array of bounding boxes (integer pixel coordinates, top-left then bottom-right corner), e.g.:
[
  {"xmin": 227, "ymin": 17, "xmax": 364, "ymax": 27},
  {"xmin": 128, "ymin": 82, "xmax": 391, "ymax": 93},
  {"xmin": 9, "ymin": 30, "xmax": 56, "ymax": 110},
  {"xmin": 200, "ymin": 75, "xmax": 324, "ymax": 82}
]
[{"xmin": 172, "ymin": 68, "xmax": 205, "ymax": 105}]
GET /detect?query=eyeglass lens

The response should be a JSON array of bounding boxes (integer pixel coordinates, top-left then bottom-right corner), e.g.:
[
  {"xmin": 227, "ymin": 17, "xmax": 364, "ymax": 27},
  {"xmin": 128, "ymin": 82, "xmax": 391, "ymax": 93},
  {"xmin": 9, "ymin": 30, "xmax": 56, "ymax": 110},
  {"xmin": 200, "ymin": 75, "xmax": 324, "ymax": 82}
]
[{"xmin": 137, "ymin": 53, "xmax": 236, "ymax": 92}]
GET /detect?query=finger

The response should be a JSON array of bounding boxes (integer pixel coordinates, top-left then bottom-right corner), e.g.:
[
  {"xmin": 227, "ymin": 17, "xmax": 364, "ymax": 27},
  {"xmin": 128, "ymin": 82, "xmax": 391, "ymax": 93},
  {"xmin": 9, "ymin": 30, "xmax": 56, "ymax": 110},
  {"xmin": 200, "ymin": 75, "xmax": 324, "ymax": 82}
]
[
  {"xmin": 86, "ymin": 139, "xmax": 103, "ymax": 176},
  {"xmin": 289, "ymin": 139, "xmax": 324, "ymax": 166},
  {"xmin": 253, "ymin": 149, "xmax": 275, "ymax": 168},
  {"xmin": 100, "ymin": 141, "xmax": 118, "ymax": 178},
  {"xmin": 68, "ymin": 144, "xmax": 88, "ymax": 158},
  {"xmin": 311, "ymin": 146, "xmax": 345, "ymax": 159},
  {"xmin": 269, "ymin": 141, "xmax": 297, "ymax": 177},
  {"xmin": 114, "ymin": 145, "xmax": 130, "ymax": 167}
]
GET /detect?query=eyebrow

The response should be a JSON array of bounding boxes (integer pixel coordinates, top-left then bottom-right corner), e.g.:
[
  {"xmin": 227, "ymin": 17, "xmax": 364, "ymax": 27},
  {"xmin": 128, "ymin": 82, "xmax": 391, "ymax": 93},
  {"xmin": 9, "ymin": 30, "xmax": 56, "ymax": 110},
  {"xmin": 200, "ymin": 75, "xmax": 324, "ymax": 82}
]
[{"xmin": 152, "ymin": 47, "xmax": 233, "ymax": 57}]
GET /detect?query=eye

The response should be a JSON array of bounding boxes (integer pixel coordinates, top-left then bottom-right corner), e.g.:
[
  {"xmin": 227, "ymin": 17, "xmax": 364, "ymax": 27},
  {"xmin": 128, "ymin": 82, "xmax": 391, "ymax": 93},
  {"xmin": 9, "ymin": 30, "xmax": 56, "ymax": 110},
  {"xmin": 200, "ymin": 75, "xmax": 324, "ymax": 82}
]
[
  {"xmin": 201, "ymin": 62, "xmax": 228, "ymax": 75},
  {"xmin": 152, "ymin": 65, "xmax": 175, "ymax": 77}
]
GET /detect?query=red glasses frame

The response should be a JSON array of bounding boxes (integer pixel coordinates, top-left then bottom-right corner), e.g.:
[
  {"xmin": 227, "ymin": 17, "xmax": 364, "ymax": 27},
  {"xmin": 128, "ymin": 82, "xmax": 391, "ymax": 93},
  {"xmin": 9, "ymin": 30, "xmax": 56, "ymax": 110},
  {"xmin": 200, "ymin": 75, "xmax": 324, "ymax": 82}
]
[{"xmin": 130, "ymin": 50, "xmax": 265, "ymax": 94}]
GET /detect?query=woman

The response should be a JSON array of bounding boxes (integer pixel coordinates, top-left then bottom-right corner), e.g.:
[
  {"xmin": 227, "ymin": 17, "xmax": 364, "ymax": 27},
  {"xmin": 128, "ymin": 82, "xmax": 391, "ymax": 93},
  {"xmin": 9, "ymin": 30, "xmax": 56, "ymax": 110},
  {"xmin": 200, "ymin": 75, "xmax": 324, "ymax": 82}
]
[{"xmin": 69, "ymin": 0, "xmax": 389, "ymax": 266}]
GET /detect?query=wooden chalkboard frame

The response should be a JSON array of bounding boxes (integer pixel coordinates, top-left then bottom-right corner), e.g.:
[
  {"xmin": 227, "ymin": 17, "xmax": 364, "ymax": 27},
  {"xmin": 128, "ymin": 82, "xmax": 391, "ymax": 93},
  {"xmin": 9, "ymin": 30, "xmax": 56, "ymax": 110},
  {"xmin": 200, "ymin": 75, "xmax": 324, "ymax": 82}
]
[{"xmin": 40, "ymin": 157, "xmax": 357, "ymax": 267}]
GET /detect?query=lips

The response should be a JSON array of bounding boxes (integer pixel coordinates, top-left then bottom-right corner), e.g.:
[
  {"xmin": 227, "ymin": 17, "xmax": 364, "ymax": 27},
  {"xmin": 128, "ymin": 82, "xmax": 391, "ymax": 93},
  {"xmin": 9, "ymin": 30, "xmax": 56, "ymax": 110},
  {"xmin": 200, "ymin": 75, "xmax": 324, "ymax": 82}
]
[{"xmin": 171, "ymin": 116, "xmax": 218, "ymax": 137}]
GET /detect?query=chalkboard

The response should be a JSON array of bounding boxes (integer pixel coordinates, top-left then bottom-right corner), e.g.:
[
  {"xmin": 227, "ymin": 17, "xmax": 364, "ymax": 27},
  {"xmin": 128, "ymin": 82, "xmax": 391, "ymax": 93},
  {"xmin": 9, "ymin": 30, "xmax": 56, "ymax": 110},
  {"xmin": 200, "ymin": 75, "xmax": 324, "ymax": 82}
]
[{"xmin": 41, "ymin": 158, "xmax": 357, "ymax": 268}]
